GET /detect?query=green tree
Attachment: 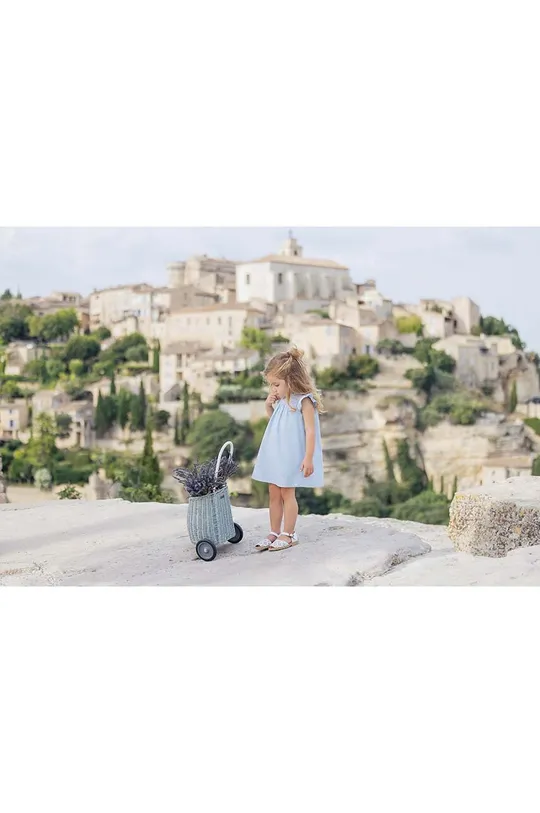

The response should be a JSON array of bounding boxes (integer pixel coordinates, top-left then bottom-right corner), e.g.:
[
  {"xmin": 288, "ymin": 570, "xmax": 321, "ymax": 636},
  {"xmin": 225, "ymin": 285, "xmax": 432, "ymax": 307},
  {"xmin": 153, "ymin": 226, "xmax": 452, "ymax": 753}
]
[
  {"xmin": 174, "ymin": 411, "xmax": 181, "ymax": 445},
  {"xmin": 45, "ymin": 357, "xmax": 65, "ymax": 381},
  {"xmin": 451, "ymin": 476, "xmax": 458, "ymax": 498},
  {"xmin": 140, "ymin": 424, "xmax": 162, "ymax": 487},
  {"xmin": 153, "ymin": 409, "xmax": 170, "ymax": 431},
  {"xmin": 99, "ymin": 332, "xmax": 148, "ymax": 368},
  {"xmin": 1, "ymin": 379, "xmax": 24, "ymax": 399},
  {"xmin": 55, "ymin": 413, "xmax": 73, "ymax": 439},
  {"xmin": 390, "ymin": 490, "xmax": 450, "ymax": 525},
  {"xmin": 125, "ymin": 344, "xmax": 149, "ymax": 363},
  {"xmin": 1, "ymin": 289, "xmax": 13, "ymax": 300},
  {"xmin": 480, "ymin": 315, "xmax": 525, "ymax": 350},
  {"xmin": 63, "ymin": 334, "xmax": 101, "ymax": 365},
  {"xmin": 240, "ymin": 327, "xmax": 270, "ymax": 356},
  {"xmin": 95, "ymin": 391, "xmax": 109, "ymax": 438},
  {"xmin": 0, "ymin": 301, "xmax": 33, "ymax": 343},
  {"xmin": 346, "ymin": 354, "xmax": 379, "ymax": 380},
  {"xmin": 27, "ymin": 413, "xmax": 58, "ymax": 469},
  {"xmin": 23, "ymin": 357, "xmax": 47, "ymax": 383},
  {"xmin": 532, "ymin": 456, "xmax": 540, "ymax": 476},
  {"xmin": 405, "ymin": 365, "xmax": 437, "ymax": 398},
  {"xmin": 117, "ymin": 389, "xmax": 131, "ymax": 430},
  {"xmin": 413, "ymin": 338, "xmax": 438, "ymax": 364},
  {"xmin": 376, "ymin": 338, "xmax": 412, "ymax": 356},
  {"xmin": 382, "ymin": 439, "xmax": 395, "ymax": 481},
  {"xmin": 152, "ymin": 341, "xmax": 160, "ymax": 374},
  {"xmin": 92, "ymin": 326, "xmax": 112, "ymax": 341},
  {"xmin": 187, "ymin": 411, "xmax": 254, "ymax": 462},
  {"xmin": 509, "ymin": 380, "xmax": 518, "ymax": 413},
  {"xmin": 396, "ymin": 314, "xmax": 423, "ymax": 335},
  {"xmin": 69, "ymin": 358, "xmax": 85, "ymax": 378},
  {"xmin": 110, "ymin": 371, "xmax": 117, "ymax": 396},
  {"xmin": 130, "ymin": 382, "xmax": 146, "ymax": 431},
  {"xmin": 396, "ymin": 439, "xmax": 428, "ymax": 497},
  {"xmin": 180, "ymin": 383, "xmax": 190, "ymax": 442}
]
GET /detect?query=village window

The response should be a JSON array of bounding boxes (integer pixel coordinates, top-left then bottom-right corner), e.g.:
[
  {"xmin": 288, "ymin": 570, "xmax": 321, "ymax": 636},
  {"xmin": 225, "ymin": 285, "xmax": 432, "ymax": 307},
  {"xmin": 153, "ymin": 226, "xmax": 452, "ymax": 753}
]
[
  {"xmin": 246, "ymin": 274, "xmax": 250, "ymax": 285},
  {"xmin": 278, "ymin": 273, "xmax": 283, "ymax": 285},
  {"xmin": 218, "ymin": 317, "xmax": 222, "ymax": 325}
]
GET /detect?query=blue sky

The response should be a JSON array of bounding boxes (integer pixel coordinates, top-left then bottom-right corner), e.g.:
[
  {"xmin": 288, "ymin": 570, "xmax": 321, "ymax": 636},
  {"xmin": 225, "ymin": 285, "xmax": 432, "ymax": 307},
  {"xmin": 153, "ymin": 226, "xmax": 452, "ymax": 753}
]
[{"xmin": 1, "ymin": 227, "xmax": 539, "ymax": 351}]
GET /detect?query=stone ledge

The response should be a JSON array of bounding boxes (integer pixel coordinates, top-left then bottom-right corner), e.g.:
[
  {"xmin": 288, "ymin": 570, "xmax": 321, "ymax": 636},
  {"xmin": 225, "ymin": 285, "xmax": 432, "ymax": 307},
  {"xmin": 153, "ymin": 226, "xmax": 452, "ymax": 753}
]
[{"xmin": 448, "ymin": 476, "xmax": 540, "ymax": 557}]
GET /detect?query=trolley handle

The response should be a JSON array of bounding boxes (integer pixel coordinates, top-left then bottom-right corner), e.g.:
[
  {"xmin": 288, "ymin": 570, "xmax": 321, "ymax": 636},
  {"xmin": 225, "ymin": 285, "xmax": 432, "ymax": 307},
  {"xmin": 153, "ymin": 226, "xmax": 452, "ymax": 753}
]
[{"xmin": 215, "ymin": 440, "xmax": 234, "ymax": 480}]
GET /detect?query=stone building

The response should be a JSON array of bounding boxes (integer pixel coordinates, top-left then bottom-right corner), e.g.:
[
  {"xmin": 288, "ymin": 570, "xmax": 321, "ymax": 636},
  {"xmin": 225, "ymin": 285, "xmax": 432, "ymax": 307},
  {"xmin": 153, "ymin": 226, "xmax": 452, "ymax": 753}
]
[
  {"xmin": 329, "ymin": 299, "xmax": 401, "ymax": 354},
  {"xmin": 4, "ymin": 341, "xmax": 43, "ymax": 376},
  {"xmin": 89, "ymin": 284, "xmax": 171, "ymax": 341},
  {"xmin": 434, "ymin": 334, "xmax": 540, "ymax": 406},
  {"xmin": 405, "ymin": 296, "xmax": 480, "ymax": 340},
  {"xmin": 434, "ymin": 335, "xmax": 500, "ymax": 391},
  {"xmin": 159, "ymin": 342, "xmax": 260, "ymax": 404},
  {"xmin": 481, "ymin": 455, "xmax": 533, "ymax": 484},
  {"xmin": 32, "ymin": 390, "xmax": 94, "ymax": 448},
  {"xmin": 283, "ymin": 315, "xmax": 361, "ymax": 370},
  {"xmin": 355, "ymin": 280, "xmax": 393, "ymax": 320},
  {"xmin": 0, "ymin": 399, "xmax": 30, "ymax": 440},
  {"xmin": 167, "ymin": 255, "xmax": 236, "ymax": 300},
  {"xmin": 235, "ymin": 233, "xmax": 353, "ymax": 306},
  {"xmin": 162, "ymin": 303, "xmax": 266, "ymax": 350},
  {"xmin": 23, "ymin": 290, "xmax": 84, "ymax": 316}
]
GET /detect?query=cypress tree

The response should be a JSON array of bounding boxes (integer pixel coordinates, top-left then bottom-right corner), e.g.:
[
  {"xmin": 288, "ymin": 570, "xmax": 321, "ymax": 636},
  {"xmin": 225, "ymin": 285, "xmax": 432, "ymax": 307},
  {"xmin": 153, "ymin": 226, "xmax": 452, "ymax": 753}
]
[
  {"xmin": 139, "ymin": 381, "xmax": 147, "ymax": 427},
  {"xmin": 440, "ymin": 475, "xmax": 445, "ymax": 496},
  {"xmin": 130, "ymin": 382, "xmax": 146, "ymax": 431},
  {"xmin": 451, "ymin": 475, "xmax": 458, "ymax": 498},
  {"xmin": 179, "ymin": 383, "xmax": 190, "ymax": 442},
  {"xmin": 152, "ymin": 341, "xmax": 160, "ymax": 374},
  {"xmin": 382, "ymin": 439, "xmax": 395, "ymax": 481},
  {"xmin": 117, "ymin": 389, "xmax": 130, "ymax": 430},
  {"xmin": 174, "ymin": 411, "xmax": 181, "ymax": 446},
  {"xmin": 509, "ymin": 380, "xmax": 518, "ymax": 413},
  {"xmin": 110, "ymin": 370, "xmax": 117, "ymax": 396},
  {"xmin": 95, "ymin": 391, "xmax": 108, "ymax": 438},
  {"xmin": 140, "ymin": 424, "xmax": 161, "ymax": 486}
]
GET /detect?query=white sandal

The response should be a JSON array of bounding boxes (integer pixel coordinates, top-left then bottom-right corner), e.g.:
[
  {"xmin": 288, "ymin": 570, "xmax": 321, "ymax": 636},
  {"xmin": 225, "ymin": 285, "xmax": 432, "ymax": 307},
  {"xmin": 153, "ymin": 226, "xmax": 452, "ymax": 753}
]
[
  {"xmin": 268, "ymin": 532, "xmax": 298, "ymax": 551},
  {"xmin": 255, "ymin": 531, "xmax": 280, "ymax": 552}
]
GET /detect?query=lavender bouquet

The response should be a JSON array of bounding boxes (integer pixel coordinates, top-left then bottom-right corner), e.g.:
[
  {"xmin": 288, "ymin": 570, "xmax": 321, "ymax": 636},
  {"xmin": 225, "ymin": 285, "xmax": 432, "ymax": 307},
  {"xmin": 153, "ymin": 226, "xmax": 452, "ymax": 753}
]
[{"xmin": 172, "ymin": 454, "xmax": 239, "ymax": 498}]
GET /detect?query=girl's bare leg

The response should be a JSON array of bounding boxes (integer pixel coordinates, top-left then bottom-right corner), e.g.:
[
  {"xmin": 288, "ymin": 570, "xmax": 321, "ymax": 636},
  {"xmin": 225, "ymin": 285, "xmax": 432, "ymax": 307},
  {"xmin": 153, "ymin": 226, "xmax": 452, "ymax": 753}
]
[
  {"xmin": 280, "ymin": 487, "xmax": 298, "ymax": 536},
  {"xmin": 268, "ymin": 484, "xmax": 283, "ymax": 537}
]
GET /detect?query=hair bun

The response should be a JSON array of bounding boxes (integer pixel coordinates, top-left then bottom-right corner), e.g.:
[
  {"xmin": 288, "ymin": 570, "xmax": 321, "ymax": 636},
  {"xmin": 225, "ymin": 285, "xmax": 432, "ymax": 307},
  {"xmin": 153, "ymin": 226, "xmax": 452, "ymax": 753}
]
[{"xmin": 288, "ymin": 346, "xmax": 304, "ymax": 361}]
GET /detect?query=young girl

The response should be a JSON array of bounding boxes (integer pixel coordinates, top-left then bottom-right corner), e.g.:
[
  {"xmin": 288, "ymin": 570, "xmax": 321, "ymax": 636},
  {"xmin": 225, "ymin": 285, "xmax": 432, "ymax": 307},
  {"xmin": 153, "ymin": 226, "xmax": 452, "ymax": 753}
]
[{"xmin": 252, "ymin": 347, "xmax": 325, "ymax": 551}]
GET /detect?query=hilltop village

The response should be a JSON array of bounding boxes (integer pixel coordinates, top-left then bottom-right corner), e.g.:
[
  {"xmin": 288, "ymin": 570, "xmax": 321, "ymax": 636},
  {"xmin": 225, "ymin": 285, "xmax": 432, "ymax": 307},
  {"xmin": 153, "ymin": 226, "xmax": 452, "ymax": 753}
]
[{"xmin": 1, "ymin": 233, "xmax": 540, "ymax": 523}]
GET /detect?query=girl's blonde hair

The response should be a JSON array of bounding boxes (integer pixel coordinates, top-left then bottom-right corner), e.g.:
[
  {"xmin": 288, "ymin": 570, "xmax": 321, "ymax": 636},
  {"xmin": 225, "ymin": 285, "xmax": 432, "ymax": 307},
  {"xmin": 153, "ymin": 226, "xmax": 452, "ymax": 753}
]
[{"xmin": 264, "ymin": 346, "xmax": 326, "ymax": 414}]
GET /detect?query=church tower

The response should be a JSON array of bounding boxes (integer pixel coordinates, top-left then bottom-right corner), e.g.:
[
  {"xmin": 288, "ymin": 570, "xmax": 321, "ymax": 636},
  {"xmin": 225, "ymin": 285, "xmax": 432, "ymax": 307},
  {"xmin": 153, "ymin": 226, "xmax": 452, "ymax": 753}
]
[{"xmin": 279, "ymin": 230, "xmax": 303, "ymax": 258}]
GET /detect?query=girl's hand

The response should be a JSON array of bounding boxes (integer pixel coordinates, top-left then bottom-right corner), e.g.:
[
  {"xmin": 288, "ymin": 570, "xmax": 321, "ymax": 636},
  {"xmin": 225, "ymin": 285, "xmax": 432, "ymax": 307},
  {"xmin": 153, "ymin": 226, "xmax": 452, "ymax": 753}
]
[
  {"xmin": 265, "ymin": 393, "xmax": 278, "ymax": 407},
  {"xmin": 301, "ymin": 457, "xmax": 314, "ymax": 477}
]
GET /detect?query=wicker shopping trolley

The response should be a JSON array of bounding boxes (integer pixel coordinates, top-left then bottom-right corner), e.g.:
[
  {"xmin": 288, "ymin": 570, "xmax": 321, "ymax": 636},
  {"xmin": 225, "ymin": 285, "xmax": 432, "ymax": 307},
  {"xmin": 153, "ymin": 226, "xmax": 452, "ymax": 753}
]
[{"xmin": 174, "ymin": 441, "xmax": 244, "ymax": 562}]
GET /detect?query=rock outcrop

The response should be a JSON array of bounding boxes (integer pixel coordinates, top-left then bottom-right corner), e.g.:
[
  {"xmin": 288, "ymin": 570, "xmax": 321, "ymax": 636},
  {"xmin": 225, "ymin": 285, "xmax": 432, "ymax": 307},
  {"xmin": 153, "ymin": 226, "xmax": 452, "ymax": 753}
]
[
  {"xmin": 3, "ymin": 489, "xmax": 540, "ymax": 585},
  {"xmin": 448, "ymin": 476, "xmax": 540, "ymax": 557}
]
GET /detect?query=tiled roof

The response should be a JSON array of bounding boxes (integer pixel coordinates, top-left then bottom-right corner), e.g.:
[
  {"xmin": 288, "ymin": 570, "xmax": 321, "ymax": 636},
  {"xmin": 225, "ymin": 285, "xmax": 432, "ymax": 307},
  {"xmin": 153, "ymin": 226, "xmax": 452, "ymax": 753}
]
[{"xmin": 238, "ymin": 254, "xmax": 349, "ymax": 271}]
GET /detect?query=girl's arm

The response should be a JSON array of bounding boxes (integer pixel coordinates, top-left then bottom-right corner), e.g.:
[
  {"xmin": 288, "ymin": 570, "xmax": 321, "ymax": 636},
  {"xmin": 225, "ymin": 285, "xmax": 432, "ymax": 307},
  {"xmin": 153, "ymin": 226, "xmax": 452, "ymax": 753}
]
[{"xmin": 301, "ymin": 397, "xmax": 316, "ymax": 477}]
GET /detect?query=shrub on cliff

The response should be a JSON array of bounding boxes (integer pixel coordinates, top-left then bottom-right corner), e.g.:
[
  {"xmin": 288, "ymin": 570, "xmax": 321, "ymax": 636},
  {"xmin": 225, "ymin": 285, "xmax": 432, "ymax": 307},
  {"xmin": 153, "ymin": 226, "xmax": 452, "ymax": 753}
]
[
  {"xmin": 418, "ymin": 392, "xmax": 488, "ymax": 428},
  {"xmin": 390, "ymin": 490, "xmax": 450, "ymax": 525},
  {"xmin": 396, "ymin": 314, "xmax": 423, "ymax": 335},
  {"xmin": 376, "ymin": 339, "xmax": 413, "ymax": 356}
]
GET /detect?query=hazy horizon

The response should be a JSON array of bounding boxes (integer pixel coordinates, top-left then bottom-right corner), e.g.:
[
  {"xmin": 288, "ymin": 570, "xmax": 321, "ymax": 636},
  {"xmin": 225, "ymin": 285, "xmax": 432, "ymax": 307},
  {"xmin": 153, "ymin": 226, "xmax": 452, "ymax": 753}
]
[{"xmin": 1, "ymin": 227, "xmax": 539, "ymax": 351}]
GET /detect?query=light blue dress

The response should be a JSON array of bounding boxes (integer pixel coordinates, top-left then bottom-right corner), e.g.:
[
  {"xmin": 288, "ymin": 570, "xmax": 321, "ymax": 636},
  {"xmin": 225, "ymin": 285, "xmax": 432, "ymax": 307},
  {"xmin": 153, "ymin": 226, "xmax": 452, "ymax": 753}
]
[{"xmin": 252, "ymin": 393, "xmax": 324, "ymax": 489}]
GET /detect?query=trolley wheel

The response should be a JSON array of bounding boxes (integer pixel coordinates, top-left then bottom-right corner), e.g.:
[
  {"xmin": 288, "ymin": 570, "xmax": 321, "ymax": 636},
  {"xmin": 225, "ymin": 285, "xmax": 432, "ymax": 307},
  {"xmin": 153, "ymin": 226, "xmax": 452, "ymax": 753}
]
[
  {"xmin": 229, "ymin": 523, "xmax": 243, "ymax": 544},
  {"xmin": 196, "ymin": 540, "xmax": 217, "ymax": 562}
]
